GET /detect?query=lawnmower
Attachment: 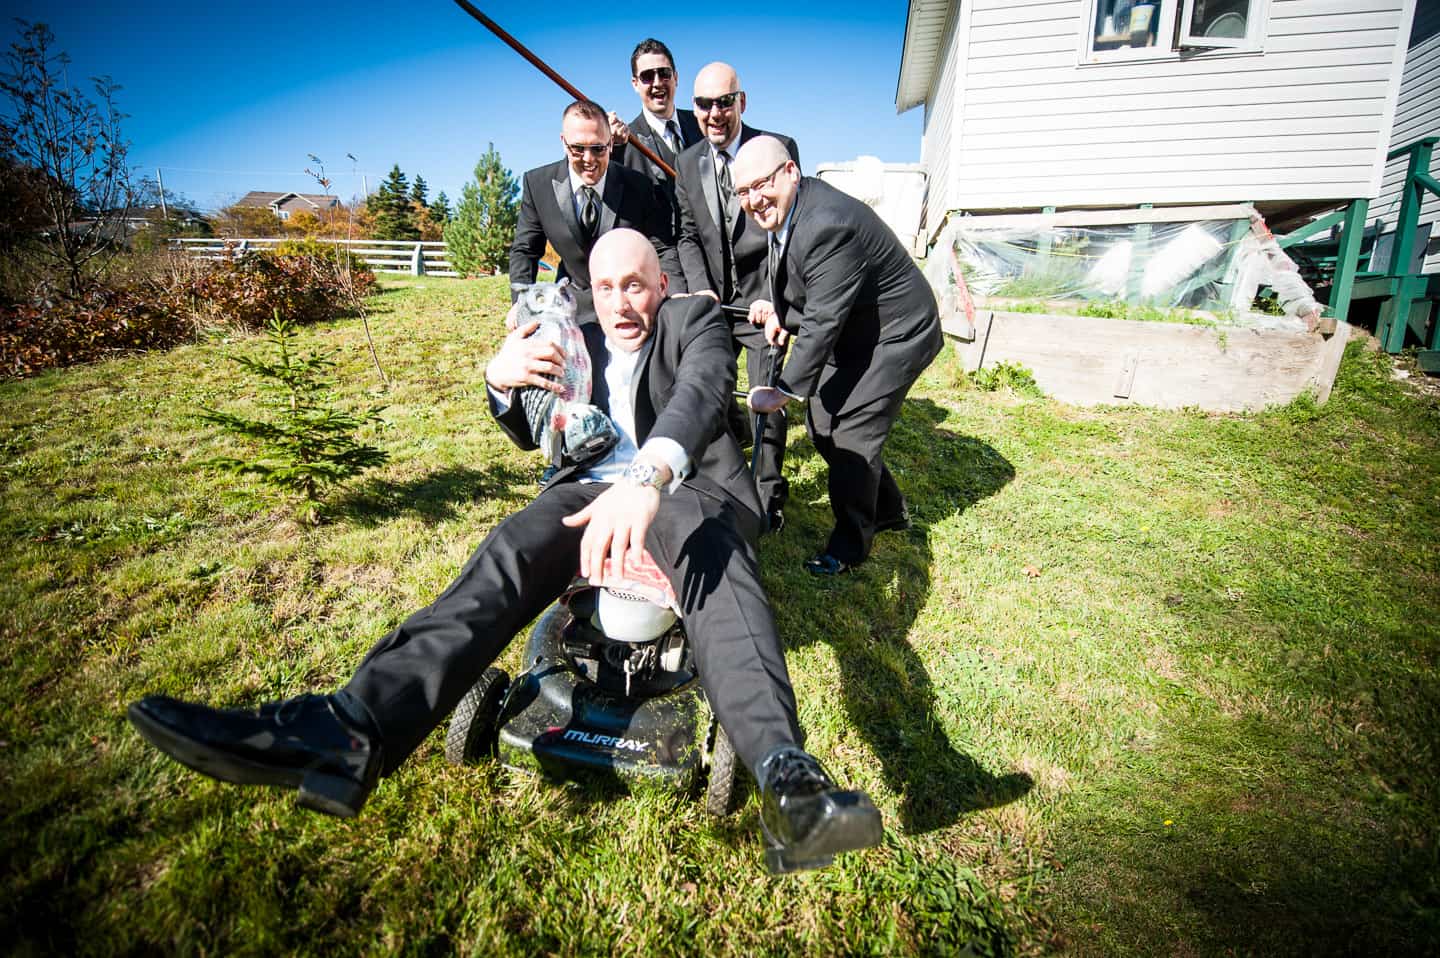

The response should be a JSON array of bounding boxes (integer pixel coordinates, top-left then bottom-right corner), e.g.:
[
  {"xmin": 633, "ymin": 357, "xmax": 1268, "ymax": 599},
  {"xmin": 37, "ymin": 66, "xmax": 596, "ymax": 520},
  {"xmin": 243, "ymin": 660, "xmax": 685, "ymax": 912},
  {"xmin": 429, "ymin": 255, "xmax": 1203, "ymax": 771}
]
[
  {"xmin": 443, "ymin": 555, "xmax": 741, "ymax": 816},
  {"xmin": 445, "ymin": 310, "xmax": 784, "ymax": 817}
]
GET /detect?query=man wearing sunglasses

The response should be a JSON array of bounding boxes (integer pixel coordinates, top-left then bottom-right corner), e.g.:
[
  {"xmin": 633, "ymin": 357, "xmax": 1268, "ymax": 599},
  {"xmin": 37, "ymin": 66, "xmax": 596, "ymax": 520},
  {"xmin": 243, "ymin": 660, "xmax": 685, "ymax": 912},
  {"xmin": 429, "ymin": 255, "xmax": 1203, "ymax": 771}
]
[
  {"xmin": 510, "ymin": 99, "xmax": 682, "ymax": 320},
  {"xmin": 673, "ymin": 62, "xmax": 800, "ymax": 534},
  {"xmin": 732, "ymin": 136, "xmax": 942, "ymax": 578},
  {"xmin": 612, "ymin": 39, "xmax": 701, "ymax": 235}
]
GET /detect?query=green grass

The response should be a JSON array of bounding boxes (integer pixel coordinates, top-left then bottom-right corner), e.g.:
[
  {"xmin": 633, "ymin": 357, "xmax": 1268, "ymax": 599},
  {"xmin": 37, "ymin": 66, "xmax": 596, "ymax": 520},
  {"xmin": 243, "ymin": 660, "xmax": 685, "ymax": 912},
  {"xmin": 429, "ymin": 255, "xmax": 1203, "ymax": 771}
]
[{"xmin": 3, "ymin": 276, "xmax": 1438, "ymax": 955}]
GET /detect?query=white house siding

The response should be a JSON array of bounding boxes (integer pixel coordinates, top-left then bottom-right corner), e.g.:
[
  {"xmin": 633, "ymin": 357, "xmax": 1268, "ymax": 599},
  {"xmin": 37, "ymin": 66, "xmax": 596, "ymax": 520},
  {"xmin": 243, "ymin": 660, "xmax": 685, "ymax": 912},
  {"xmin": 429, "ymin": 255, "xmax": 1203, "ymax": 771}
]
[
  {"xmin": 937, "ymin": 0, "xmax": 1414, "ymax": 212},
  {"xmin": 1372, "ymin": 1, "xmax": 1440, "ymax": 273},
  {"xmin": 922, "ymin": 4, "xmax": 964, "ymax": 231}
]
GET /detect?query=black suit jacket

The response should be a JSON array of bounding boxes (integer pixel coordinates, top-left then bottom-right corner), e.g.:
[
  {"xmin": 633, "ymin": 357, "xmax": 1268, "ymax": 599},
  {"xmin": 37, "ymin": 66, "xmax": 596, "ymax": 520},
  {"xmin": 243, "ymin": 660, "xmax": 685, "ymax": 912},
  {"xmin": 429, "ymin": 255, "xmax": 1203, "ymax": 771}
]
[
  {"xmin": 616, "ymin": 109, "xmax": 702, "ymax": 186},
  {"xmin": 773, "ymin": 177, "xmax": 943, "ymax": 416},
  {"xmin": 616, "ymin": 108, "xmax": 703, "ymax": 238},
  {"xmin": 508, "ymin": 159, "xmax": 682, "ymax": 300},
  {"xmin": 491, "ymin": 296, "xmax": 762, "ymax": 522},
  {"xmin": 674, "ymin": 125, "xmax": 800, "ymax": 306}
]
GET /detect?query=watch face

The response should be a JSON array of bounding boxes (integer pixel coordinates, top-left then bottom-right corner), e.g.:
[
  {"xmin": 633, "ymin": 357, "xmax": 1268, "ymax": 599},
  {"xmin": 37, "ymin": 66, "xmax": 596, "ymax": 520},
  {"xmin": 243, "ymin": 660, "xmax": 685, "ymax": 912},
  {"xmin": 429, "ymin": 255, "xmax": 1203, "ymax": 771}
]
[{"xmin": 625, "ymin": 462, "xmax": 661, "ymax": 487}]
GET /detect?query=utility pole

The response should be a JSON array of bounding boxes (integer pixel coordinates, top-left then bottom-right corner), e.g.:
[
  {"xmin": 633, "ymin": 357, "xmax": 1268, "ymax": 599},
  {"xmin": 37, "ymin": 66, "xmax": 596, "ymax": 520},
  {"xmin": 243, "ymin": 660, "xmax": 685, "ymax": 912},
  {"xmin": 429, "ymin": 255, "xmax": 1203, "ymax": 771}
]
[{"xmin": 156, "ymin": 167, "xmax": 169, "ymax": 219}]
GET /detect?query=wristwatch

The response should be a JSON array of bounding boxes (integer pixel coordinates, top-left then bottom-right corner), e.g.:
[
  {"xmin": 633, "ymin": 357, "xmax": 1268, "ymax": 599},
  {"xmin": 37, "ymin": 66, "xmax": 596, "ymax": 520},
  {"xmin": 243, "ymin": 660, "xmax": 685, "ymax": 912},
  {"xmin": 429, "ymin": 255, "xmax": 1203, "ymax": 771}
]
[{"xmin": 622, "ymin": 461, "xmax": 665, "ymax": 490}]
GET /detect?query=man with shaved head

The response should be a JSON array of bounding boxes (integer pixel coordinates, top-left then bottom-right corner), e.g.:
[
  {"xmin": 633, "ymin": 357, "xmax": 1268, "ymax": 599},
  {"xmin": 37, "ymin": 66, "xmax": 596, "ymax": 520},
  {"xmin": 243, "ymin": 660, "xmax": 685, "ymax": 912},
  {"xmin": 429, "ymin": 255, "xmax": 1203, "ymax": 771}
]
[
  {"xmin": 672, "ymin": 62, "xmax": 800, "ymax": 533},
  {"xmin": 128, "ymin": 229, "xmax": 883, "ymax": 875},
  {"xmin": 732, "ymin": 136, "xmax": 943, "ymax": 577}
]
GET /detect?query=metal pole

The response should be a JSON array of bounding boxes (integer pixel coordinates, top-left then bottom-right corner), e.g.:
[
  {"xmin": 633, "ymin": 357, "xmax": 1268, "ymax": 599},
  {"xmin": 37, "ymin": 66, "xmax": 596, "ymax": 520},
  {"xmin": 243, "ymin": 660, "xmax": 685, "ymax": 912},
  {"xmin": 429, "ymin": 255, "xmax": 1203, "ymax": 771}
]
[
  {"xmin": 450, "ymin": 0, "xmax": 677, "ymax": 179},
  {"xmin": 156, "ymin": 167, "xmax": 168, "ymax": 219}
]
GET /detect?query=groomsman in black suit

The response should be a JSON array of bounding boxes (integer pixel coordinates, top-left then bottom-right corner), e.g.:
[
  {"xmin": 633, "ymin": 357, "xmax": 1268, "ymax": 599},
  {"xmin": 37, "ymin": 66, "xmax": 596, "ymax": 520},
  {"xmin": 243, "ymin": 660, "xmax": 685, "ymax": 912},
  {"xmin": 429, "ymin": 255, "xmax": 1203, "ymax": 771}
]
[
  {"xmin": 672, "ymin": 62, "xmax": 800, "ymax": 532},
  {"xmin": 611, "ymin": 38, "xmax": 702, "ymax": 235},
  {"xmin": 127, "ymin": 230, "xmax": 883, "ymax": 875},
  {"xmin": 733, "ymin": 136, "xmax": 943, "ymax": 577},
  {"xmin": 509, "ymin": 99, "xmax": 682, "ymax": 320}
]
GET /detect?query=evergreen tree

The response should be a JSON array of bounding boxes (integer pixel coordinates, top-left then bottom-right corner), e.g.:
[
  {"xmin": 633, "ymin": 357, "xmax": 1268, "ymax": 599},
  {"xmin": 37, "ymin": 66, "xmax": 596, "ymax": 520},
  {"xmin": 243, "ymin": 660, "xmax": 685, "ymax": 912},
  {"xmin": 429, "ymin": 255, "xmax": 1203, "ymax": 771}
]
[
  {"xmin": 445, "ymin": 144, "xmax": 519, "ymax": 277},
  {"xmin": 431, "ymin": 190, "xmax": 451, "ymax": 223},
  {"xmin": 410, "ymin": 175, "xmax": 428, "ymax": 209},
  {"xmin": 199, "ymin": 314, "xmax": 388, "ymax": 524},
  {"xmin": 369, "ymin": 163, "xmax": 418, "ymax": 240}
]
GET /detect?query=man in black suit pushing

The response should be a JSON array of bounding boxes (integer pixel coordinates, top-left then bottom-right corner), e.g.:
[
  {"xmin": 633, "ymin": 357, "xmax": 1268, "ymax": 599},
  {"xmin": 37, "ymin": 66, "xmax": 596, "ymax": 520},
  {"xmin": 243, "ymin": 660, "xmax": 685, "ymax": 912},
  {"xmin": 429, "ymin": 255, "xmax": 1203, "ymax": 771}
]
[
  {"xmin": 734, "ymin": 136, "xmax": 943, "ymax": 577},
  {"xmin": 127, "ymin": 229, "xmax": 883, "ymax": 875},
  {"xmin": 672, "ymin": 62, "xmax": 800, "ymax": 533},
  {"xmin": 509, "ymin": 99, "xmax": 682, "ymax": 322}
]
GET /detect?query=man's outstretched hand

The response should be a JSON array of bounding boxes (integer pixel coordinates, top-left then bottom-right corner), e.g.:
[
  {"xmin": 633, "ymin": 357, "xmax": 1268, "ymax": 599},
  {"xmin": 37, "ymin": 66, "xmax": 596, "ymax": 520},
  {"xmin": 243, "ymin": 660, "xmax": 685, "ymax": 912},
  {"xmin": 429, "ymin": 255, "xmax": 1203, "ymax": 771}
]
[{"xmin": 562, "ymin": 479, "xmax": 663, "ymax": 581}]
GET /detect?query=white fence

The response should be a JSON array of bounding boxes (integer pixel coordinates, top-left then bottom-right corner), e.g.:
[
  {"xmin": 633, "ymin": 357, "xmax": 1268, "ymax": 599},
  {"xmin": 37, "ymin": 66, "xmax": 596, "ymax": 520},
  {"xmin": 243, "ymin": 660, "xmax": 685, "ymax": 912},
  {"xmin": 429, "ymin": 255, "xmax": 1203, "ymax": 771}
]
[{"xmin": 170, "ymin": 237, "xmax": 457, "ymax": 277}]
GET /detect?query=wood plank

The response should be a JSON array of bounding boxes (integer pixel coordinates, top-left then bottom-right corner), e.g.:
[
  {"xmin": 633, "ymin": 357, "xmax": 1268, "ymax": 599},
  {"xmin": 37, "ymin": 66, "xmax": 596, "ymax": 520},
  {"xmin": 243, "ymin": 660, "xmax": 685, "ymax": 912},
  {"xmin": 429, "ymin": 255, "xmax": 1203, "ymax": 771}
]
[
  {"xmin": 960, "ymin": 132, "xmax": 1379, "ymax": 163},
  {"xmin": 960, "ymin": 114, "xmax": 1382, "ymax": 148},
  {"xmin": 963, "ymin": 84, "xmax": 1388, "ymax": 120},
  {"xmin": 968, "ymin": 47, "xmax": 1399, "ymax": 84},
  {"xmin": 956, "ymin": 150, "xmax": 1378, "ymax": 178},
  {"xmin": 964, "ymin": 97, "xmax": 1387, "ymax": 134},
  {"xmin": 965, "ymin": 61, "xmax": 1392, "ymax": 100},
  {"xmin": 953, "ymin": 205, "xmax": 1254, "ymax": 229}
]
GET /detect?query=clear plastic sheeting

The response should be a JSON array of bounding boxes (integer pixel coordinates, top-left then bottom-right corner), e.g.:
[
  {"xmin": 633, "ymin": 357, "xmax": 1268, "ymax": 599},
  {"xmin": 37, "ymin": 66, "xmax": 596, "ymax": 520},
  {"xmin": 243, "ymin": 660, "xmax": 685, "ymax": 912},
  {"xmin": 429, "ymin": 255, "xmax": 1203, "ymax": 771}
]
[{"xmin": 924, "ymin": 205, "xmax": 1322, "ymax": 332}]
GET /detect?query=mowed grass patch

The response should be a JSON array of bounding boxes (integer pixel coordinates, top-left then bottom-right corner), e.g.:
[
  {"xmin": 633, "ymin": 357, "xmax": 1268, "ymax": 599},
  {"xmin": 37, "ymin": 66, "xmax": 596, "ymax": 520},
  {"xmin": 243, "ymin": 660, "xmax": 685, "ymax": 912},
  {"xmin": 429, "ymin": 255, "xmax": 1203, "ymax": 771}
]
[{"xmin": 2, "ymin": 276, "xmax": 1436, "ymax": 955}]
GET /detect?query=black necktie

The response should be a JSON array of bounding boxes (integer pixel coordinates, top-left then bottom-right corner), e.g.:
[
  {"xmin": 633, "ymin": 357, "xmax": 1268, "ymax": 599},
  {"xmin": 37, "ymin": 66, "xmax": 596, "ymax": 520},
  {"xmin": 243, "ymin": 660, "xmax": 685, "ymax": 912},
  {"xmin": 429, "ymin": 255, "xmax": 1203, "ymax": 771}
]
[
  {"xmin": 579, "ymin": 186, "xmax": 598, "ymax": 236},
  {"xmin": 665, "ymin": 119, "xmax": 682, "ymax": 154},
  {"xmin": 716, "ymin": 152, "xmax": 733, "ymax": 203}
]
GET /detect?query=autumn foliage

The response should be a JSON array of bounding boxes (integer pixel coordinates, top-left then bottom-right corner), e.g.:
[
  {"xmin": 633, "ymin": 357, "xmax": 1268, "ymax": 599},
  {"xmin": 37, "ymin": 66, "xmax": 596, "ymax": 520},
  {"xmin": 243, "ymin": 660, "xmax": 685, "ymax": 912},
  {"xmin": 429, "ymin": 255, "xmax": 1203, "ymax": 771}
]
[{"xmin": 0, "ymin": 248, "xmax": 375, "ymax": 380}]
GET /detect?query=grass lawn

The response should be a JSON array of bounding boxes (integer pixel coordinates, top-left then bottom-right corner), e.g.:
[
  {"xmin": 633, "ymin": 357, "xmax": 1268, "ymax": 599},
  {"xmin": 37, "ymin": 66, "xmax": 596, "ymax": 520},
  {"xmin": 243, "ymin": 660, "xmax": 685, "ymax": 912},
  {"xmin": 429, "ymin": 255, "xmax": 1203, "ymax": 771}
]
[{"xmin": 2, "ymin": 276, "xmax": 1437, "ymax": 955}]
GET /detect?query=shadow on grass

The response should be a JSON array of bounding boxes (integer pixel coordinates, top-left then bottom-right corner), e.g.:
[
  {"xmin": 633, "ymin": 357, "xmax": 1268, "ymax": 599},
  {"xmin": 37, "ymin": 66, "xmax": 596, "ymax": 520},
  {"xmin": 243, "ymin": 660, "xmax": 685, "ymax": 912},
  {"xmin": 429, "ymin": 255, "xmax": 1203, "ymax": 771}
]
[
  {"xmin": 329, "ymin": 463, "xmax": 534, "ymax": 526},
  {"xmin": 783, "ymin": 397, "xmax": 1032, "ymax": 834}
]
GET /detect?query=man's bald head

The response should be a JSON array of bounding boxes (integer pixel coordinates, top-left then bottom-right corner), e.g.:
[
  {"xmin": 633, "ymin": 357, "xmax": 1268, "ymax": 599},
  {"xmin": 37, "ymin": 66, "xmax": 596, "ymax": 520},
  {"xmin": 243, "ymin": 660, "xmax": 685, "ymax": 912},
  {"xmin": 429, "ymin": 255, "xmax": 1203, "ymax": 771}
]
[
  {"xmin": 589, "ymin": 228, "xmax": 667, "ymax": 352},
  {"xmin": 732, "ymin": 136, "xmax": 800, "ymax": 234},
  {"xmin": 693, "ymin": 62, "xmax": 745, "ymax": 150},
  {"xmin": 732, "ymin": 136, "xmax": 791, "ymax": 185}
]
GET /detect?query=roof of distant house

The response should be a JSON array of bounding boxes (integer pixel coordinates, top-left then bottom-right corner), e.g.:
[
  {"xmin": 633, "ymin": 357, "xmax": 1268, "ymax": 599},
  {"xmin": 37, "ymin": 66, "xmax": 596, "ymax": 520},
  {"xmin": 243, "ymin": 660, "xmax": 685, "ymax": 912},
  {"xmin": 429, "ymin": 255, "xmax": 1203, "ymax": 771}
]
[{"xmin": 234, "ymin": 191, "xmax": 338, "ymax": 209}]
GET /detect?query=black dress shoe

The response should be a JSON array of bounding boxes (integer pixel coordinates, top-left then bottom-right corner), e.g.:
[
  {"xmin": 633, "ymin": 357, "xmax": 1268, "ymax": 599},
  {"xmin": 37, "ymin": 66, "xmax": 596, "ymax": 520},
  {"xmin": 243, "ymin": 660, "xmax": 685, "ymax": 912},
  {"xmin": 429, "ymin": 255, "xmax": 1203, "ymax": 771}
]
[
  {"xmin": 875, "ymin": 507, "xmax": 911, "ymax": 534},
  {"xmin": 127, "ymin": 693, "xmax": 380, "ymax": 818},
  {"xmin": 803, "ymin": 552, "xmax": 851, "ymax": 576},
  {"xmin": 766, "ymin": 508, "xmax": 785, "ymax": 535},
  {"xmin": 757, "ymin": 747, "xmax": 883, "ymax": 874}
]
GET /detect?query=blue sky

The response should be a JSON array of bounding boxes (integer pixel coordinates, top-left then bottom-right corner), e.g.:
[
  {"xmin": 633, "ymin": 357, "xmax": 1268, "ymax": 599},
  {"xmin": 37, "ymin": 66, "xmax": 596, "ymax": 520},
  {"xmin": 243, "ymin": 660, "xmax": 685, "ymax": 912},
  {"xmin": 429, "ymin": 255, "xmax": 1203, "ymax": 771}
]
[{"xmin": 2, "ymin": 1, "xmax": 923, "ymax": 212}]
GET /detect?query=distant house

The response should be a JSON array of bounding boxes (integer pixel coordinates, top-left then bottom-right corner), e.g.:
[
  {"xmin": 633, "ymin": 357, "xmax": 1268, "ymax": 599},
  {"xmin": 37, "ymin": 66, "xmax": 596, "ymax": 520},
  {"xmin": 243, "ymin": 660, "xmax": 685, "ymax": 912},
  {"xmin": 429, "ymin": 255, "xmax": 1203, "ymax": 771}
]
[
  {"xmin": 233, "ymin": 191, "xmax": 339, "ymax": 221},
  {"xmin": 896, "ymin": 0, "xmax": 1419, "ymax": 239}
]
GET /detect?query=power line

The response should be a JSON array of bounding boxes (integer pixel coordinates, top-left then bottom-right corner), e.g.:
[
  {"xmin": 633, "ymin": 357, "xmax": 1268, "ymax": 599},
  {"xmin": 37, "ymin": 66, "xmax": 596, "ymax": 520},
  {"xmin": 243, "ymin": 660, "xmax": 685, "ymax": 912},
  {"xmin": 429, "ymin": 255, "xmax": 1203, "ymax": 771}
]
[{"xmin": 149, "ymin": 166, "xmax": 380, "ymax": 177}]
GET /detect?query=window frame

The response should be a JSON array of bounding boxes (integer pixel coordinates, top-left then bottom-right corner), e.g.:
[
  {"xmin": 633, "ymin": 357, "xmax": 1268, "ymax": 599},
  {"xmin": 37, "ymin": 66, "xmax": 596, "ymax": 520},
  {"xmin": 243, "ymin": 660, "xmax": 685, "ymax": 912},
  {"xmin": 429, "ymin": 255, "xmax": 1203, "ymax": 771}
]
[
  {"xmin": 1080, "ymin": 0, "xmax": 1268, "ymax": 65},
  {"xmin": 1177, "ymin": 0, "xmax": 1268, "ymax": 51}
]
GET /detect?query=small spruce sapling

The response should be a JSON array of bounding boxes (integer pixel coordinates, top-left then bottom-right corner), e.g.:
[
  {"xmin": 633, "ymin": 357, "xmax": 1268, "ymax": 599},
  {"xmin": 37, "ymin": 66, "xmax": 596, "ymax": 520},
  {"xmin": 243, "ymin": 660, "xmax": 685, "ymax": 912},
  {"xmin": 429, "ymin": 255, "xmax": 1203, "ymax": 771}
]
[{"xmin": 199, "ymin": 313, "xmax": 387, "ymax": 523}]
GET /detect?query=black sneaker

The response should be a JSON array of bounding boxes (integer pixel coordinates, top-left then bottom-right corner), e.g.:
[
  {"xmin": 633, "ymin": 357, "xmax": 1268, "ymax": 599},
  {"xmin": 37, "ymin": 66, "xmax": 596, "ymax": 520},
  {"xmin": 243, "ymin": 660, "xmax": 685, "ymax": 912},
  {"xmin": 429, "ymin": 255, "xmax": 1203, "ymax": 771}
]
[
  {"xmin": 128, "ymin": 693, "xmax": 381, "ymax": 818},
  {"xmin": 757, "ymin": 746, "xmax": 883, "ymax": 873},
  {"xmin": 803, "ymin": 553, "xmax": 851, "ymax": 576}
]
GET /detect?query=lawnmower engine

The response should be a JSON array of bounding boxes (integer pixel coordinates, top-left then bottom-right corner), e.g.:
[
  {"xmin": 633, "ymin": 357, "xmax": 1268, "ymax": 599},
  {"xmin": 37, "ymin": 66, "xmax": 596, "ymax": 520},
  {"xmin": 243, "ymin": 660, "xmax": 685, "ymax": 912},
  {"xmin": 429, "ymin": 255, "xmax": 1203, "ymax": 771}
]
[
  {"xmin": 447, "ymin": 580, "xmax": 720, "ymax": 792},
  {"xmin": 562, "ymin": 585, "xmax": 689, "ymax": 697}
]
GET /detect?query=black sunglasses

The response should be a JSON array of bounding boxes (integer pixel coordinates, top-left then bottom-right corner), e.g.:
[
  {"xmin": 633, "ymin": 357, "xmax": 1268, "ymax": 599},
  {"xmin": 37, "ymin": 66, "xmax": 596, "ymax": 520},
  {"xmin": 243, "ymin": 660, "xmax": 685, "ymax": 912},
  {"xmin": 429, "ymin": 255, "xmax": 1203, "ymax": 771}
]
[
  {"xmin": 694, "ymin": 92, "xmax": 741, "ymax": 112},
  {"xmin": 635, "ymin": 67, "xmax": 674, "ymax": 84},
  {"xmin": 563, "ymin": 141, "xmax": 610, "ymax": 158}
]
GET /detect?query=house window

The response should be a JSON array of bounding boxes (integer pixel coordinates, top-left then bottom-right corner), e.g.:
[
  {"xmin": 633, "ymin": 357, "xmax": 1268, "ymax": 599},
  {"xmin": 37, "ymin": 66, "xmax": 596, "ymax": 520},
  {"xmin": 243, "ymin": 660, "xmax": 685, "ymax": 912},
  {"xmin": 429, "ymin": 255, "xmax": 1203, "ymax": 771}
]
[
  {"xmin": 1178, "ymin": 0, "xmax": 1260, "ymax": 49},
  {"xmin": 1084, "ymin": 0, "xmax": 1265, "ymax": 62},
  {"xmin": 276, "ymin": 209, "xmax": 290, "ymax": 220}
]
